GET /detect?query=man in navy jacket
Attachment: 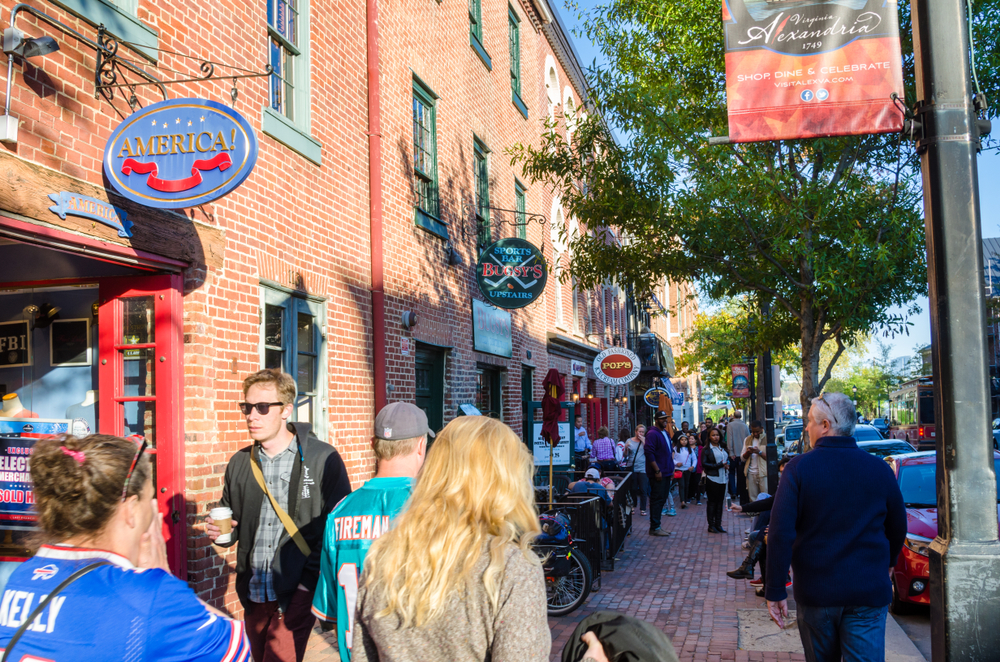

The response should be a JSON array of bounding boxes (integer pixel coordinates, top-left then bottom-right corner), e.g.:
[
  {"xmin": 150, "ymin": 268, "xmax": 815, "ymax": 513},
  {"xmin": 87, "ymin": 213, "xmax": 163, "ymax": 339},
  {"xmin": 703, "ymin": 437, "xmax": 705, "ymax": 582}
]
[{"xmin": 765, "ymin": 392, "xmax": 906, "ymax": 662}]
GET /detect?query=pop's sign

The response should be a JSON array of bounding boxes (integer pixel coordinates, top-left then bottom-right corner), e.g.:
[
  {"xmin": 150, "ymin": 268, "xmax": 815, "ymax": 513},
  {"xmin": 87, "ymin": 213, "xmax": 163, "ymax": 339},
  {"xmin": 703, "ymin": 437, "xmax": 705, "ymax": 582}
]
[
  {"xmin": 104, "ymin": 98, "xmax": 258, "ymax": 209},
  {"xmin": 593, "ymin": 348, "xmax": 641, "ymax": 386}
]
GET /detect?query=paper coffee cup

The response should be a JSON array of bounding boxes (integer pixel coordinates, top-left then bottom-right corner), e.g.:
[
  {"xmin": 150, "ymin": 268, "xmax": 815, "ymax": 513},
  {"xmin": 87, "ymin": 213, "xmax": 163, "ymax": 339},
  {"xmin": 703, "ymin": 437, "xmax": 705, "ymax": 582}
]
[{"xmin": 210, "ymin": 507, "xmax": 233, "ymax": 544}]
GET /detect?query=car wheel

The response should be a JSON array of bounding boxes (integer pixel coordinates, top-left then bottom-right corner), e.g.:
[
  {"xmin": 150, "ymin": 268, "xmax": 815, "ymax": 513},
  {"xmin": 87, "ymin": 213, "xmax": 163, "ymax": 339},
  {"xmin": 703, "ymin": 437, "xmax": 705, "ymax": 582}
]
[{"xmin": 890, "ymin": 576, "xmax": 916, "ymax": 615}]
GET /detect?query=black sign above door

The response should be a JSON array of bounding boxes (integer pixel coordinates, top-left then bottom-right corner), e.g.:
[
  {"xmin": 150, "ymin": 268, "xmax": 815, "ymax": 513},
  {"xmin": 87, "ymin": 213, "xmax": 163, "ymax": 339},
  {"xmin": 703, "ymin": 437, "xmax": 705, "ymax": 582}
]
[{"xmin": 476, "ymin": 238, "xmax": 547, "ymax": 309}]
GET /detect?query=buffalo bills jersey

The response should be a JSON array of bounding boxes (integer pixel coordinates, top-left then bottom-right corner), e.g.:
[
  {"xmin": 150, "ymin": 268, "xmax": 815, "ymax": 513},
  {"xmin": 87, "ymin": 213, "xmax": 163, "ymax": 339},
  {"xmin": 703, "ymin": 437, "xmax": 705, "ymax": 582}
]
[
  {"xmin": 0, "ymin": 545, "xmax": 251, "ymax": 662},
  {"xmin": 312, "ymin": 476, "xmax": 413, "ymax": 662}
]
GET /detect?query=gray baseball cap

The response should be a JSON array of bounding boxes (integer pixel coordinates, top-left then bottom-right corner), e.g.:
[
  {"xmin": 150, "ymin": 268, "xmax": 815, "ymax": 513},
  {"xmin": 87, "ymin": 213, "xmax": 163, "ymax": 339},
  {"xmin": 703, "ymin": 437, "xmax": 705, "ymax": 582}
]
[{"xmin": 374, "ymin": 402, "xmax": 436, "ymax": 440}]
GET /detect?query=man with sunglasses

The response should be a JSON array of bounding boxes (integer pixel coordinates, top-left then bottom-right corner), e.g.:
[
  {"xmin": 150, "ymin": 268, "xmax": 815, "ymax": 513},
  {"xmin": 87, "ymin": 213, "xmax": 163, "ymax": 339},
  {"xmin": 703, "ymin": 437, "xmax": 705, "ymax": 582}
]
[
  {"xmin": 206, "ymin": 368, "xmax": 352, "ymax": 662},
  {"xmin": 764, "ymin": 392, "xmax": 906, "ymax": 662}
]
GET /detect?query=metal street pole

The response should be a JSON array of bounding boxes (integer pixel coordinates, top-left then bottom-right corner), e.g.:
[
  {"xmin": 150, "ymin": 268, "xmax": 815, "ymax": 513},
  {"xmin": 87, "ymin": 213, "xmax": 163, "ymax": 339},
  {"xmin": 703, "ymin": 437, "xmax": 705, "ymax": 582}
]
[
  {"xmin": 762, "ymin": 348, "xmax": 778, "ymax": 496},
  {"xmin": 911, "ymin": 0, "xmax": 1000, "ymax": 658}
]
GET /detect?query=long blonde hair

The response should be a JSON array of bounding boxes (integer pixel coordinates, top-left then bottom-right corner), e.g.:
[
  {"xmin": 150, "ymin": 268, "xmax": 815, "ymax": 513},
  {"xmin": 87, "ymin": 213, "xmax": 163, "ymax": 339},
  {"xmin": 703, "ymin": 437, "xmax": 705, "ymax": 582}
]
[{"xmin": 362, "ymin": 416, "xmax": 541, "ymax": 627}]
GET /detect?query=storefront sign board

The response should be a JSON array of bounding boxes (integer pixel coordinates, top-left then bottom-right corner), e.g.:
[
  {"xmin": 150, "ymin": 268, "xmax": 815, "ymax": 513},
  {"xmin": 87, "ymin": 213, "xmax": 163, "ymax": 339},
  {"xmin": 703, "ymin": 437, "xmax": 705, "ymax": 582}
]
[
  {"xmin": 47, "ymin": 192, "xmax": 133, "ymax": 238},
  {"xmin": 722, "ymin": 0, "xmax": 903, "ymax": 142},
  {"xmin": 476, "ymin": 238, "xmax": 547, "ymax": 309},
  {"xmin": 472, "ymin": 299, "xmax": 512, "ymax": 358},
  {"xmin": 643, "ymin": 387, "xmax": 670, "ymax": 408},
  {"xmin": 732, "ymin": 364, "xmax": 751, "ymax": 398},
  {"xmin": 532, "ymin": 421, "xmax": 571, "ymax": 465},
  {"xmin": 104, "ymin": 98, "xmax": 259, "ymax": 209},
  {"xmin": 0, "ymin": 419, "xmax": 71, "ymax": 528},
  {"xmin": 0, "ymin": 321, "xmax": 30, "ymax": 368},
  {"xmin": 593, "ymin": 348, "xmax": 641, "ymax": 385}
]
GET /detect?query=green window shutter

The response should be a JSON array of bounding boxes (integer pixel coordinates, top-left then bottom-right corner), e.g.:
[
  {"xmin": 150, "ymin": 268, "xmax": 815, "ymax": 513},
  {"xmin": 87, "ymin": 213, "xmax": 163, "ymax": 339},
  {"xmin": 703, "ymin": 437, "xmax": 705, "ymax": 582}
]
[
  {"xmin": 474, "ymin": 137, "xmax": 491, "ymax": 249},
  {"xmin": 413, "ymin": 79, "xmax": 446, "ymax": 238},
  {"xmin": 508, "ymin": 8, "xmax": 520, "ymax": 97},
  {"xmin": 515, "ymin": 180, "xmax": 527, "ymax": 240},
  {"xmin": 470, "ymin": 0, "xmax": 482, "ymax": 42}
]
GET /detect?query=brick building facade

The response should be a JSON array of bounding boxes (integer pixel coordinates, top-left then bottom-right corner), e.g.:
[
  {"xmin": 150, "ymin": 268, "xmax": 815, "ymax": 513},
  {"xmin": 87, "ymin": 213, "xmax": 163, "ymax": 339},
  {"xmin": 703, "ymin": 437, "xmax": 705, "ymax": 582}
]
[{"xmin": 0, "ymin": 0, "xmax": 695, "ymax": 615}]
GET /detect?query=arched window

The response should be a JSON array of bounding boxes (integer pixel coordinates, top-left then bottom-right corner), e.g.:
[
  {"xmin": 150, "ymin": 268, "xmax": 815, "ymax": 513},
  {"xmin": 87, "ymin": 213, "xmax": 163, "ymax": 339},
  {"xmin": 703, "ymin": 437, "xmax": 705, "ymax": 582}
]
[
  {"xmin": 551, "ymin": 199, "xmax": 567, "ymax": 328},
  {"xmin": 544, "ymin": 56, "xmax": 560, "ymax": 129},
  {"xmin": 563, "ymin": 88, "xmax": 576, "ymax": 142}
]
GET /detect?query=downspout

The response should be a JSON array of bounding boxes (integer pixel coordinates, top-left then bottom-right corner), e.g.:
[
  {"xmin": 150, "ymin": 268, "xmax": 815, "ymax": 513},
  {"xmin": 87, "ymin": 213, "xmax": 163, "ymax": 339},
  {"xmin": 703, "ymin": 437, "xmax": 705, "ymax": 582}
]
[{"xmin": 366, "ymin": 0, "xmax": 387, "ymax": 414}]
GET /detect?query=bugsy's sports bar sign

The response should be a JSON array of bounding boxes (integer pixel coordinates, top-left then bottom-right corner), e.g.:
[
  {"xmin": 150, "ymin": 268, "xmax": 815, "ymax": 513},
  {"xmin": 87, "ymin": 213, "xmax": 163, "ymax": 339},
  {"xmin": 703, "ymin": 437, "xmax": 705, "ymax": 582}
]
[
  {"xmin": 723, "ymin": 0, "xmax": 903, "ymax": 142},
  {"xmin": 476, "ymin": 238, "xmax": 548, "ymax": 310},
  {"xmin": 104, "ymin": 98, "xmax": 259, "ymax": 209}
]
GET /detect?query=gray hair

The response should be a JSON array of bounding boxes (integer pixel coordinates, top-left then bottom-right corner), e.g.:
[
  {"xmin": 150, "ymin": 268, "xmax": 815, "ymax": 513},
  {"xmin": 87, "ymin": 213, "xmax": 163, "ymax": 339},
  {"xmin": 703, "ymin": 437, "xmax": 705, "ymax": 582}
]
[
  {"xmin": 812, "ymin": 392, "xmax": 856, "ymax": 437},
  {"xmin": 733, "ymin": 411, "xmax": 742, "ymax": 418}
]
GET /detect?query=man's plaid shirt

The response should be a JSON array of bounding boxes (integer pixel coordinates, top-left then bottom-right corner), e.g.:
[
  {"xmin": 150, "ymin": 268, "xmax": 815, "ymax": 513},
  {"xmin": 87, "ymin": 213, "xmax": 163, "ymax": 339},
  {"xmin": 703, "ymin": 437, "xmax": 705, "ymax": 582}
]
[
  {"xmin": 592, "ymin": 436, "xmax": 617, "ymax": 461},
  {"xmin": 248, "ymin": 437, "xmax": 298, "ymax": 603}
]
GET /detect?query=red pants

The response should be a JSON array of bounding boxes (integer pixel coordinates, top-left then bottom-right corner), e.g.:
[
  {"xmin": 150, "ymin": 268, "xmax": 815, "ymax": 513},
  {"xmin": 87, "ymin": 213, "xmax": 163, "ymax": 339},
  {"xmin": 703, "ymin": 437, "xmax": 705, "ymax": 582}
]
[{"xmin": 245, "ymin": 587, "xmax": 317, "ymax": 662}]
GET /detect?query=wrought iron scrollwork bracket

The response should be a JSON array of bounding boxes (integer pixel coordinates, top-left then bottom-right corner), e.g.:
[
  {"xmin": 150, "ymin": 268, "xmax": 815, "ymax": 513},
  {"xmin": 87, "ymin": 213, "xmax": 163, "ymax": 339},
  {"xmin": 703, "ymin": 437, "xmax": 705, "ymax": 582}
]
[{"xmin": 461, "ymin": 201, "xmax": 547, "ymax": 251}]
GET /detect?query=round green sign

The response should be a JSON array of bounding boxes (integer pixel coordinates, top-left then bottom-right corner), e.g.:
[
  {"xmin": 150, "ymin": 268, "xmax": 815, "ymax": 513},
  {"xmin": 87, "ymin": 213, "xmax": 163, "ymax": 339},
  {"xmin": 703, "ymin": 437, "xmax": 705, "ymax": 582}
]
[{"xmin": 476, "ymin": 238, "xmax": 548, "ymax": 309}]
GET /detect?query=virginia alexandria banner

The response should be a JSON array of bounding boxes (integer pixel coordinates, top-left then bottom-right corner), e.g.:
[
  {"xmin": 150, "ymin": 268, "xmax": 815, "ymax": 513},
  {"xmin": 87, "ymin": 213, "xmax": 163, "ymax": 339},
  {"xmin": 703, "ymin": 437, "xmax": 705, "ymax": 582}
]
[{"xmin": 723, "ymin": 0, "xmax": 904, "ymax": 142}]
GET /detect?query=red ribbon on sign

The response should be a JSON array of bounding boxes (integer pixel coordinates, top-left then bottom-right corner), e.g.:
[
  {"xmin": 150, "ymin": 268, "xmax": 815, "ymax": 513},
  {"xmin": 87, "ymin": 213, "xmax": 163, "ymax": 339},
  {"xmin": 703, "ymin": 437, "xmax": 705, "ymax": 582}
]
[{"xmin": 121, "ymin": 152, "xmax": 233, "ymax": 193}]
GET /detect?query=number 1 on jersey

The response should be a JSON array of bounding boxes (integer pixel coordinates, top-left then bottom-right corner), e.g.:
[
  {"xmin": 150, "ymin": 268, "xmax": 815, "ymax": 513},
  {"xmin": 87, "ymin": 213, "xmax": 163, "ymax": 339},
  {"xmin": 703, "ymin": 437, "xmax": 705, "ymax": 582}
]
[{"xmin": 337, "ymin": 563, "xmax": 359, "ymax": 650}]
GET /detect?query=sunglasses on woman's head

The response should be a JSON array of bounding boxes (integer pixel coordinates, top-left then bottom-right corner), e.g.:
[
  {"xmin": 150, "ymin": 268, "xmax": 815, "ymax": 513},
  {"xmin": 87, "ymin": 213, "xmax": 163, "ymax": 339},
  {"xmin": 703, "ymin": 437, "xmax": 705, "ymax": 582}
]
[
  {"xmin": 238, "ymin": 401, "xmax": 285, "ymax": 416},
  {"xmin": 121, "ymin": 436, "xmax": 148, "ymax": 501}
]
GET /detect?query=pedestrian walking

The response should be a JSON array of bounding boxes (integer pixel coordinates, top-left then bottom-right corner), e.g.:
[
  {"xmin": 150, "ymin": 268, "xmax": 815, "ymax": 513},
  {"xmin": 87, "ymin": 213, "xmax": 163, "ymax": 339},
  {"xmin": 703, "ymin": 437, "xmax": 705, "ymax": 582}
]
[
  {"xmin": 206, "ymin": 368, "xmax": 352, "ymax": 662},
  {"xmin": 624, "ymin": 425, "xmax": 649, "ymax": 516},
  {"xmin": 701, "ymin": 428, "xmax": 729, "ymax": 533},
  {"xmin": 725, "ymin": 411, "xmax": 749, "ymax": 500},
  {"xmin": 672, "ymin": 435, "xmax": 695, "ymax": 509},
  {"xmin": 742, "ymin": 420, "xmax": 769, "ymax": 501},
  {"xmin": 591, "ymin": 426, "xmax": 618, "ymax": 472},
  {"xmin": 672, "ymin": 420, "xmax": 691, "ymax": 444},
  {"xmin": 350, "ymin": 417, "xmax": 607, "ymax": 662},
  {"xmin": 765, "ymin": 392, "xmax": 907, "ymax": 662},
  {"xmin": 0, "ymin": 434, "xmax": 253, "ymax": 661},
  {"xmin": 689, "ymin": 434, "xmax": 705, "ymax": 505},
  {"xmin": 644, "ymin": 410, "xmax": 675, "ymax": 537},
  {"xmin": 311, "ymin": 402, "xmax": 431, "ymax": 662}
]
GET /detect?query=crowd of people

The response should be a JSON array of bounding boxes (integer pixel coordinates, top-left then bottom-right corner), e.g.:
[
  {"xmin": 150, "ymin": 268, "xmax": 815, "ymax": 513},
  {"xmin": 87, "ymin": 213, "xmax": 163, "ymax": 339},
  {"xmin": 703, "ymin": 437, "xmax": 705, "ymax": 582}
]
[{"xmin": 0, "ymin": 370, "xmax": 908, "ymax": 662}]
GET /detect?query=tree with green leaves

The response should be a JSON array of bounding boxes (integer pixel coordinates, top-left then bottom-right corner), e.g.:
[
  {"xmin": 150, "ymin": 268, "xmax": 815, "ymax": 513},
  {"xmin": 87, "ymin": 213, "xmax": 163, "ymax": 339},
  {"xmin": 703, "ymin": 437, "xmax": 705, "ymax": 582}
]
[{"xmin": 511, "ymin": 0, "xmax": 999, "ymax": 441}]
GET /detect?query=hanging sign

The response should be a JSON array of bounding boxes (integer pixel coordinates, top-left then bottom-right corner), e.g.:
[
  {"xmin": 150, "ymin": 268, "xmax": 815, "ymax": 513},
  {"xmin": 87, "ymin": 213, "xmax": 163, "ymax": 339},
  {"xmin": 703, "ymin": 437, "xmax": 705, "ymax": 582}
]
[
  {"xmin": 593, "ymin": 348, "xmax": 641, "ymax": 386},
  {"xmin": 570, "ymin": 360, "xmax": 588, "ymax": 378},
  {"xmin": 472, "ymin": 299, "xmax": 512, "ymax": 358},
  {"xmin": 48, "ymin": 192, "xmax": 133, "ymax": 237},
  {"xmin": 104, "ymin": 98, "xmax": 259, "ymax": 209},
  {"xmin": 722, "ymin": 0, "xmax": 903, "ymax": 142},
  {"xmin": 732, "ymin": 364, "xmax": 751, "ymax": 398},
  {"xmin": 643, "ymin": 387, "xmax": 670, "ymax": 408},
  {"xmin": 476, "ymin": 238, "xmax": 547, "ymax": 309}
]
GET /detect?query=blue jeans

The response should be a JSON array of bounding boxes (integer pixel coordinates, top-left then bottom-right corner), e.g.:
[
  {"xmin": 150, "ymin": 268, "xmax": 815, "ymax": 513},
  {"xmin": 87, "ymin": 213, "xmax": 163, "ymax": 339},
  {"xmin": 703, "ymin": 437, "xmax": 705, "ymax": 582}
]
[{"xmin": 797, "ymin": 604, "xmax": 888, "ymax": 662}]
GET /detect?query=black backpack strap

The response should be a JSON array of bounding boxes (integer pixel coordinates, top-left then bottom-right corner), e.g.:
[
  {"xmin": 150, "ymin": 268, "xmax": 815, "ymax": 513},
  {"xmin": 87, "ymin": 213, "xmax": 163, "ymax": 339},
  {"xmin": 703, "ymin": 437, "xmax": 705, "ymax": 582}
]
[{"xmin": 1, "ymin": 561, "xmax": 110, "ymax": 662}]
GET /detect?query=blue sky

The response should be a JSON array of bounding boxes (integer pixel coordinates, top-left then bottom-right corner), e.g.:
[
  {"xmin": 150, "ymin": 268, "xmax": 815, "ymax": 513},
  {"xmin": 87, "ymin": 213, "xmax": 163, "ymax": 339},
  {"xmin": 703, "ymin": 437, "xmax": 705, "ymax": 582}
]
[{"xmin": 558, "ymin": 0, "xmax": 1000, "ymax": 364}]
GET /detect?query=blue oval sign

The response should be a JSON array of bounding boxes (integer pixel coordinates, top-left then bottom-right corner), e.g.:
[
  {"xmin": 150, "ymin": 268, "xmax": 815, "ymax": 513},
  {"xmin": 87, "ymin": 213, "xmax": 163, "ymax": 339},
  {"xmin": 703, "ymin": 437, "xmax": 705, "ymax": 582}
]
[{"xmin": 104, "ymin": 98, "xmax": 258, "ymax": 209}]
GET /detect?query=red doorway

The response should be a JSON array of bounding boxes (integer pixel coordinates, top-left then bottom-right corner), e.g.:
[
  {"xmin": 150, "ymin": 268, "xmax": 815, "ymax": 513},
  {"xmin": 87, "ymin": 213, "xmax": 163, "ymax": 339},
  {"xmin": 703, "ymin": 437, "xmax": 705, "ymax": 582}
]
[{"xmin": 98, "ymin": 275, "xmax": 186, "ymax": 577}]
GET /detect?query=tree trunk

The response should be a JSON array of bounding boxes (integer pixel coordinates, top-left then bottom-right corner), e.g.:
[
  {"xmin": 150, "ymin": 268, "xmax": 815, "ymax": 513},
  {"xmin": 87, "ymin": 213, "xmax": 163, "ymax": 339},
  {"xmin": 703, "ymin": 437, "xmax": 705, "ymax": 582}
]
[{"xmin": 798, "ymin": 247, "xmax": 819, "ymax": 451}]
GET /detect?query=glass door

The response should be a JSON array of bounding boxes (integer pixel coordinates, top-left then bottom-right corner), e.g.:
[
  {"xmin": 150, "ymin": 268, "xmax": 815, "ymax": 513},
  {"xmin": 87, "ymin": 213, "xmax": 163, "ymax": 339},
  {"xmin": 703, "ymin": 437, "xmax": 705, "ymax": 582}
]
[{"xmin": 98, "ymin": 275, "xmax": 184, "ymax": 578}]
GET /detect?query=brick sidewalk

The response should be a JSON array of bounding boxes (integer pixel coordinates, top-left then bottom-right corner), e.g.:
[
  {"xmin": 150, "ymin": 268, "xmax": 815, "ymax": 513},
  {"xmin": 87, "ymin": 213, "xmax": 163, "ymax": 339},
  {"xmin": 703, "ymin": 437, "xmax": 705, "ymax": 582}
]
[{"xmin": 303, "ymin": 501, "xmax": 804, "ymax": 662}]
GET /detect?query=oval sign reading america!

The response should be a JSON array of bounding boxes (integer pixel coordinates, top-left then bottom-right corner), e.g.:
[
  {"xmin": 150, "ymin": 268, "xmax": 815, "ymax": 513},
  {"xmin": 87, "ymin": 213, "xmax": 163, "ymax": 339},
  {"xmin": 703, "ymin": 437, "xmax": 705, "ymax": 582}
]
[
  {"xmin": 476, "ymin": 238, "xmax": 548, "ymax": 310},
  {"xmin": 104, "ymin": 98, "xmax": 259, "ymax": 209},
  {"xmin": 593, "ymin": 348, "xmax": 641, "ymax": 386}
]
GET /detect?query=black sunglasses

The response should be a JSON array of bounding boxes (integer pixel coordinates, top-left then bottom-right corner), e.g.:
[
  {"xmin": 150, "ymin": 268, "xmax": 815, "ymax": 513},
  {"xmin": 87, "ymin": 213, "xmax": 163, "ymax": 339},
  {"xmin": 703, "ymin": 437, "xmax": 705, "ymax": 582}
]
[
  {"xmin": 121, "ymin": 436, "xmax": 148, "ymax": 501},
  {"xmin": 238, "ymin": 401, "xmax": 285, "ymax": 416}
]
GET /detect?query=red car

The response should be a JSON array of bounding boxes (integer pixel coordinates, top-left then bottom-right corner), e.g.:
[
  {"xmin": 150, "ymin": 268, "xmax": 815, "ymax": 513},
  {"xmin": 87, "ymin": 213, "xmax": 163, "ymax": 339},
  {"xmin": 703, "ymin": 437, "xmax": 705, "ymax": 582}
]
[{"xmin": 885, "ymin": 450, "xmax": 1000, "ymax": 612}]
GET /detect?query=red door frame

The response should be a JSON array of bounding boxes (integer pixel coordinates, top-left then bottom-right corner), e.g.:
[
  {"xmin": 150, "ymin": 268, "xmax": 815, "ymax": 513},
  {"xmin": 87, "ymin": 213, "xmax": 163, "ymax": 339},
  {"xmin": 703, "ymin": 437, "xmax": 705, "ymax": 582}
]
[{"xmin": 98, "ymin": 275, "xmax": 186, "ymax": 579}]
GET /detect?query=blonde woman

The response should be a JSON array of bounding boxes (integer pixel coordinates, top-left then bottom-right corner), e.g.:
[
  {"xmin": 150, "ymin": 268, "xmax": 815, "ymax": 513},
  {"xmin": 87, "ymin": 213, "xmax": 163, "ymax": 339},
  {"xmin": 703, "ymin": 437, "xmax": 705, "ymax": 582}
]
[{"xmin": 351, "ymin": 416, "xmax": 550, "ymax": 661}]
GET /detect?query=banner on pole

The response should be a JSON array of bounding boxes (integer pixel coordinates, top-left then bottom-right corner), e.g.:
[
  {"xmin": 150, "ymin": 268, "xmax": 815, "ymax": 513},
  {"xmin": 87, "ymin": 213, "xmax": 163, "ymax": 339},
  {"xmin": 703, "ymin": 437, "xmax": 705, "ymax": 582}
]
[
  {"xmin": 732, "ymin": 364, "xmax": 751, "ymax": 398},
  {"xmin": 722, "ymin": 0, "xmax": 904, "ymax": 142}
]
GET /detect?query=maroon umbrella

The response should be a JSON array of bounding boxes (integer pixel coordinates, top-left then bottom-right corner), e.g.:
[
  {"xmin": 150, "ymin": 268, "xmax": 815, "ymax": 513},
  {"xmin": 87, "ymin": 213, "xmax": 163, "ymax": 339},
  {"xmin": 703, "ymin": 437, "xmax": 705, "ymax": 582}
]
[{"xmin": 541, "ymin": 368, "xmax": 565, "ymax": 501}]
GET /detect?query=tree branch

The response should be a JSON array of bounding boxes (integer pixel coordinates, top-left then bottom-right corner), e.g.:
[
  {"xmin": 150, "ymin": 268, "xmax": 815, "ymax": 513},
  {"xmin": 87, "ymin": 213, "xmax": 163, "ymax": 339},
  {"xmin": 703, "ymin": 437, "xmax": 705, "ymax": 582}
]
[{"xmin": 817, "ymin": 332, "xmax": 847, "ymax": 392}]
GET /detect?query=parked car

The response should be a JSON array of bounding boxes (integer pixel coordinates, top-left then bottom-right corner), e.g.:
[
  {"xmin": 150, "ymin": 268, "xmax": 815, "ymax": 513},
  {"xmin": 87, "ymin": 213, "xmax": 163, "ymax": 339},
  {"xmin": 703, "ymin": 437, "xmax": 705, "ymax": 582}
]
[
  {"xmin": 871, "ymin": 418, "xmax": 890, "ymax": 436},
  {"xmin": 885, "ymin": 450, "xmax": 1000, "ymax": 613},
  {"xmin": 783, "ymin": 423, "xmax": 885, "ymax": 456},
  {"xmin": 992, "ymin": 418, "xmax": 1000, "ymax": 450},
  {"xmin": 857, "ymin": 440, "xmax": 916, "ymax": 459}
]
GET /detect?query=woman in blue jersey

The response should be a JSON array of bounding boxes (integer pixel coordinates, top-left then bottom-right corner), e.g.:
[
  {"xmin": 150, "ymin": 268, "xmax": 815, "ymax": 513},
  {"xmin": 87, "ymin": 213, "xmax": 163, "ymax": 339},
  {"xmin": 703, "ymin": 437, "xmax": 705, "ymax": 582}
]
[{"xmin": 0, "ymin": 434, "xmax": 251, "ymax": 662}]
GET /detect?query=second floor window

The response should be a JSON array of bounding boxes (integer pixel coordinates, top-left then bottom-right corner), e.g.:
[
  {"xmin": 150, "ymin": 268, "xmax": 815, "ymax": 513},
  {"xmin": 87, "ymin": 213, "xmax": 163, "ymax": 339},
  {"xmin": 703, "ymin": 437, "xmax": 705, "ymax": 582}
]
[
  {"xmin": 515, "ymin": 181, "xmax": 527, "ymax": 240},
  {"xmin": 475, "ymin": 137, "xmax": 490, "ymax": 248},
  {"xmin": 470, "ymin": 0, "xmax": 483, "ymax": 44},
  {"xmin": 509, "ymin": 8, "xmax": 521, "ymax": 98},
  {"xmin": 268, "ymin": 0, "xmax": 298, "ymax": 119},
  {"xmin": 413, "ymin": 81, "xmax": 438, "ymax": 218}
]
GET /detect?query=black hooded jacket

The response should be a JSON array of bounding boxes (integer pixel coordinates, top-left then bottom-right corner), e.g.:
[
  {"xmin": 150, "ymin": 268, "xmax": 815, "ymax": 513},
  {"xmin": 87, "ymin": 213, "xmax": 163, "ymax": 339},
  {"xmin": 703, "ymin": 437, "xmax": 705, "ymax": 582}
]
[{"xmin": 216, "ymin": 422, "xmax": 352, "ymax": 611}]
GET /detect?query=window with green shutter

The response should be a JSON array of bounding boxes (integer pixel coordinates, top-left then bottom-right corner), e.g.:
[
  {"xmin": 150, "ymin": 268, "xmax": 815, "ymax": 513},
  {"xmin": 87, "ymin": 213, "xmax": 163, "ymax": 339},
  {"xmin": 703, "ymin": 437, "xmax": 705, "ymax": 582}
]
[
  {"xmin": 515, "ymin": 180, "xmax": 527, "ymax": 240},
  {"xmin": 470, "ymin": 0, "xmax": 482, "ymax": 43},
  {"xmin": 474, "ymin": 137, "xmax": 491, "ymax": 249},
  {"xmin": 413, "ymin": 79, "xmax": 446, "ymax": 237},
  {"xmin": 509, "ymin": 9, "xmax": 520, "ymax": 96}
]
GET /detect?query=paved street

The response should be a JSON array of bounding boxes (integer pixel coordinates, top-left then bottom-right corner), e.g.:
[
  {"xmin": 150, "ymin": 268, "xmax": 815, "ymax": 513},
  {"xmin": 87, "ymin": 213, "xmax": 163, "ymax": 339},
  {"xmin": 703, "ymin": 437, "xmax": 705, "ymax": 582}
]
[{"xmin": 303, "ymin": 502, "xmax": 930, "ymax": 661}]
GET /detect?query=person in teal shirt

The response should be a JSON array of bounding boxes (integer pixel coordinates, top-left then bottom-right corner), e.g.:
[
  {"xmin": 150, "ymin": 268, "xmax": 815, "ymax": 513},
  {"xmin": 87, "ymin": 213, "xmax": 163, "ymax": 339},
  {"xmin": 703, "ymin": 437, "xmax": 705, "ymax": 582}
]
[{"xmin": 312, "ymin": 402, "xmax": 432, "ymax": 661}]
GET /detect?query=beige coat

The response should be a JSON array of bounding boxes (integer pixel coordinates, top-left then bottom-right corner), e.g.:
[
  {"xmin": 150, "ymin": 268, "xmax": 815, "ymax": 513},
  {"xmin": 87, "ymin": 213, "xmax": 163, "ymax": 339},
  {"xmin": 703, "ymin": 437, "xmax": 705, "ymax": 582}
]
[{"xmin": 742, "ymin": 433, "xmax": 768, "ymax": 478}]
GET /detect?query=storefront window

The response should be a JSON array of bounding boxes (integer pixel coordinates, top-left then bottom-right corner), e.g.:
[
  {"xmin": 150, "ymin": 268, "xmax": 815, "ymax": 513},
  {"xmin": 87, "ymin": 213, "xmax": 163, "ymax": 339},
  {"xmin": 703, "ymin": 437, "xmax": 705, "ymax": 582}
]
[{"xmin": 476, "ymin": 366, "xmax": 503, "ymax": 419}]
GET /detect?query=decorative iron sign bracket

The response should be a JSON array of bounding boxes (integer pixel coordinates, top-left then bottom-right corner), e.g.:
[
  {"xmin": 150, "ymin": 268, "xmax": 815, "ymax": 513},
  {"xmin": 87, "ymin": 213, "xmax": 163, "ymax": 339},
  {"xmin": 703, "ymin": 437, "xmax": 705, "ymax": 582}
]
[
  {"xmin": 461, "ymin": 201, "xmax": 547, "ymax": 251},
  {"xmin": 95, "ymin": 26, "xmax": 273, "ymax": 110}
]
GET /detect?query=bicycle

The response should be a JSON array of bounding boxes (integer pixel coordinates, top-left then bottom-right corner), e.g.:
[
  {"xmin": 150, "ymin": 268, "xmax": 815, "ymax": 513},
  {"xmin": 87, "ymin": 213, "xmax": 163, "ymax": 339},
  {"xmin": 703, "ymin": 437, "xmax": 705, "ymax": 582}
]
[{"xmin": 535, "ymin": 510, "xmax": 593, "ymax": 616}]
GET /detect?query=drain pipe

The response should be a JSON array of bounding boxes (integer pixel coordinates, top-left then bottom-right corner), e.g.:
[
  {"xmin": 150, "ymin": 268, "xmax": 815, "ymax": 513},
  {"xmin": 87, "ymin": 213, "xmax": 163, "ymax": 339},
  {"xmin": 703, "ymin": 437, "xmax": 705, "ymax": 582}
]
[{"xmin": 366, "ymin": 0, "xmax": 386, "ymax": 414}]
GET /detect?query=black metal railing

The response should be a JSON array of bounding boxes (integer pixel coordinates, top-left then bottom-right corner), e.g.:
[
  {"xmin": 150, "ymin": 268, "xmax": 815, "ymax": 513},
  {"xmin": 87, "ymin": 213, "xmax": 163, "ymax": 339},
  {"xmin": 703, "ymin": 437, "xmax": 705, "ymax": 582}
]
[{"xmin": 535, "ymin": 494, "xmax": 604, "ymax": 592}]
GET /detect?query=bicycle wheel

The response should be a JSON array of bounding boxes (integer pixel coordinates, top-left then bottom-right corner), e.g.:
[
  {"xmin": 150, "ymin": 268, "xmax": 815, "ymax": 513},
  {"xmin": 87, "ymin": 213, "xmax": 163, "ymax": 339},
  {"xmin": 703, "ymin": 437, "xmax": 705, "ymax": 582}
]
[{"xmin": 546, "ymin": 547, "xmax": 592, "ymax": 617}]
